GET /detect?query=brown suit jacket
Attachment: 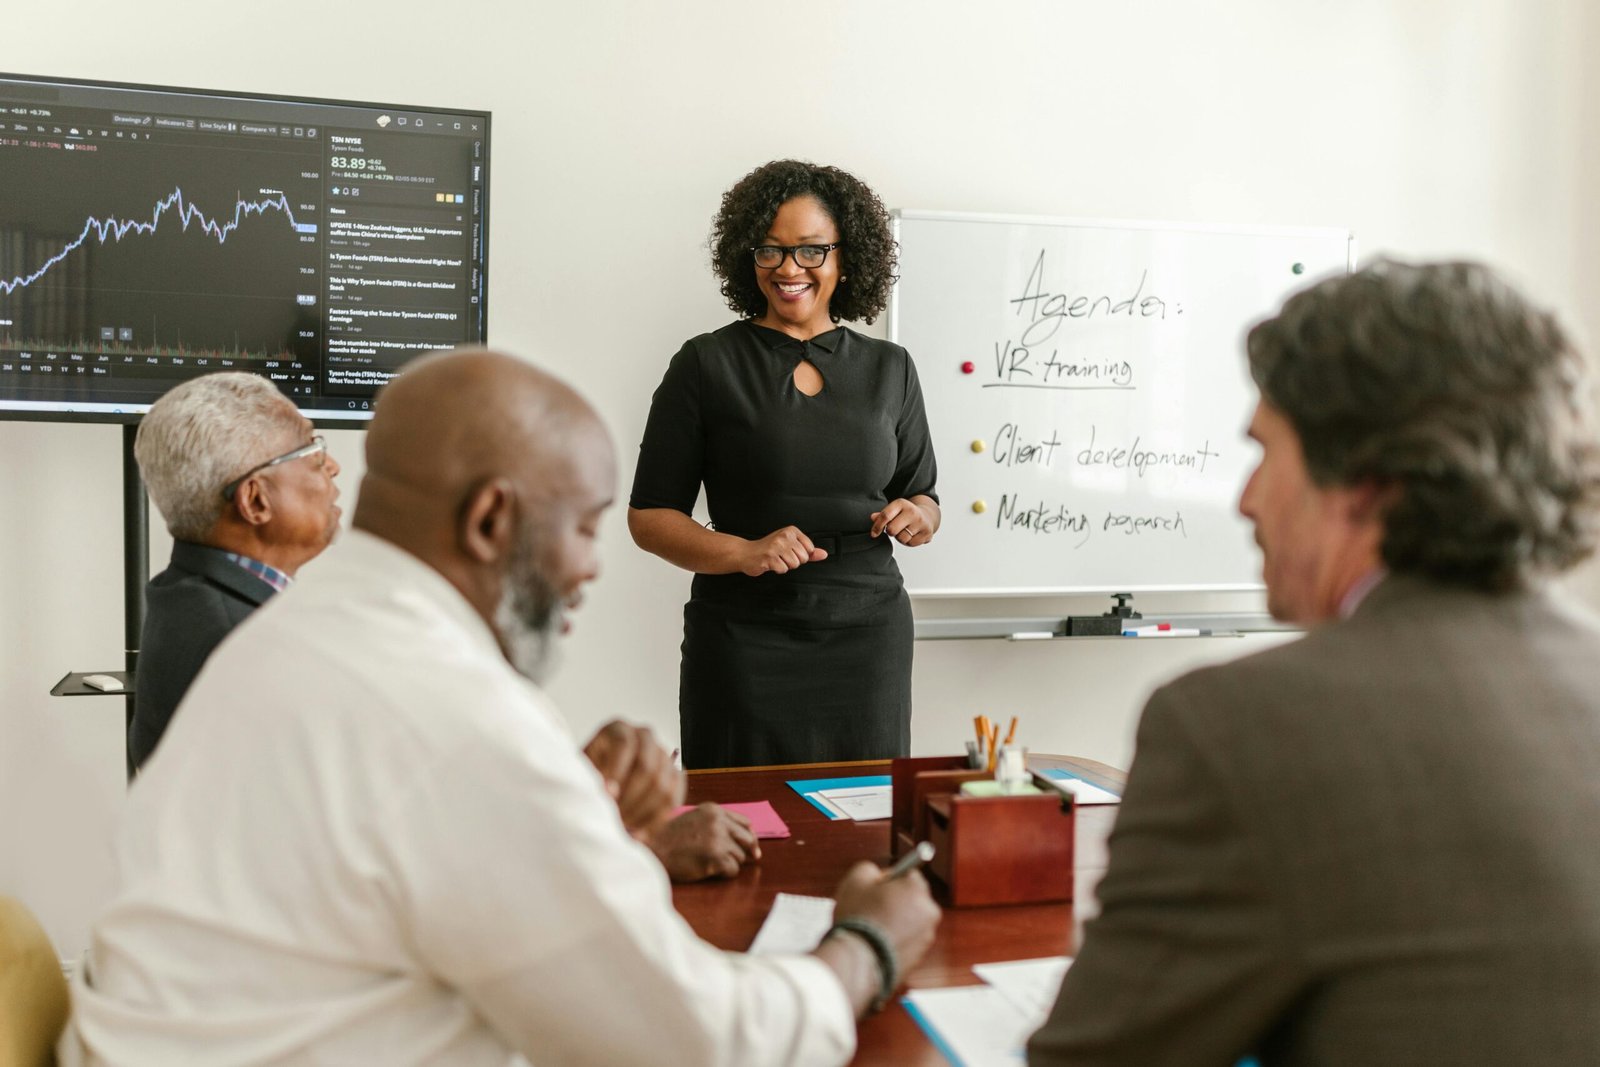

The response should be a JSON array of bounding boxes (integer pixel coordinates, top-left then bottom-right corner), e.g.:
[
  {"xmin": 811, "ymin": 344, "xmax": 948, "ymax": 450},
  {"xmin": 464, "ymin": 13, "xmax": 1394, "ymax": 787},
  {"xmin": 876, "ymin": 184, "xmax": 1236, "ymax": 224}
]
[{"xmin": 1030, "ymin": 574, "xmax": 1600, "ymax": 1066}]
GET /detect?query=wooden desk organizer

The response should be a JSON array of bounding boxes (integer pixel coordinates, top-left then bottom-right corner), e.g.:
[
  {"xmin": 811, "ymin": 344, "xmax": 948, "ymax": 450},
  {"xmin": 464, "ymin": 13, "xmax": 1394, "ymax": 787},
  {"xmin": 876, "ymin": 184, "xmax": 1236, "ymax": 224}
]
[{"xmin": 890, "ymin": 755, "xmax": 1075, "ymax": 907}]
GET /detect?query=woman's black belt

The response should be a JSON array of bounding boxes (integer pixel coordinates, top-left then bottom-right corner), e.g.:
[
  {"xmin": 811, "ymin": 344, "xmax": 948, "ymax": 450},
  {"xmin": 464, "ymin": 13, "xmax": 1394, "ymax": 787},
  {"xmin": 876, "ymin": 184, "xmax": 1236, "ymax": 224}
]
[
  {"xmin": 807, "ymin": 531, "xmax": 888, "ymax": 557},
  {"xmin": 714, "ymin": 527, "xmax": 886, "ymax": 558}
]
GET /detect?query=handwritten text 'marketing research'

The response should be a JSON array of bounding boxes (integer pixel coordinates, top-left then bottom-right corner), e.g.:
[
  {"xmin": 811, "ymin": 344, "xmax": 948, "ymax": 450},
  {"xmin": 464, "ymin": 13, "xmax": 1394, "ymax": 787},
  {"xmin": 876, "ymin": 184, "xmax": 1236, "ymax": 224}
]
[{"xmin": 995, "ymin": 495, "xmax": 1186, "ymax": 549}]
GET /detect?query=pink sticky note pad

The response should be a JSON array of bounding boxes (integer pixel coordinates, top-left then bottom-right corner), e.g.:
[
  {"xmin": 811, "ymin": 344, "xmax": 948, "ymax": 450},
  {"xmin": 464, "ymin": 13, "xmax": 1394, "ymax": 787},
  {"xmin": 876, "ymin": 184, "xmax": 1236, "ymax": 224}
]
[{"xmin": 672, "ymin": 800, "xmax": 791, "ymax": 839}]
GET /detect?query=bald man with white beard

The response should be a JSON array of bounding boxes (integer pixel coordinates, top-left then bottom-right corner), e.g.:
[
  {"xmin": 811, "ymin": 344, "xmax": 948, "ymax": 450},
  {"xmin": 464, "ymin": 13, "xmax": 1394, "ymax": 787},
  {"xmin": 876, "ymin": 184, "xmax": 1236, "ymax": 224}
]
[{"xmin": 69, "ymin": 349, "xmax": 939, "ymax": 1067}]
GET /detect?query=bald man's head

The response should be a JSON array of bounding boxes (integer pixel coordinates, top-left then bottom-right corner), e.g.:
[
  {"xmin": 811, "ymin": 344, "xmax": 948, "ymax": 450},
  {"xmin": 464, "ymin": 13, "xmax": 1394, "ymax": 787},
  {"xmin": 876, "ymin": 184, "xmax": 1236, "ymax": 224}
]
[{"xmin": 355, "ymin": 349, "xmax": 616, "ymax": 675}]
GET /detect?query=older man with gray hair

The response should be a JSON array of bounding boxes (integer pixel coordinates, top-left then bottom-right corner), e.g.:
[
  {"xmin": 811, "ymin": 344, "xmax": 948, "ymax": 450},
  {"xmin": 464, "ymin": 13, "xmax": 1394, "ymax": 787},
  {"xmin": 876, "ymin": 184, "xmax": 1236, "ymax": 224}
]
[{"xmin": 130, "ymin": 372, "xmax": 341, "ymax": 771}]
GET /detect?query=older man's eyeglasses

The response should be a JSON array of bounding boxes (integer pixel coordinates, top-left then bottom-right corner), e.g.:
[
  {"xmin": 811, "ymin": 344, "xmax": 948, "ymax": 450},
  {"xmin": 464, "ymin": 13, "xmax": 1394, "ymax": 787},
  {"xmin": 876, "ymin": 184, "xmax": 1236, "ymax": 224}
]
[
  {"xmin": 221, "ymin": 436, "xmax": 327, "ymax": 502},
  {"xmin": 751, "ymin": 243, "xmax": 842, "ymax": 270}
]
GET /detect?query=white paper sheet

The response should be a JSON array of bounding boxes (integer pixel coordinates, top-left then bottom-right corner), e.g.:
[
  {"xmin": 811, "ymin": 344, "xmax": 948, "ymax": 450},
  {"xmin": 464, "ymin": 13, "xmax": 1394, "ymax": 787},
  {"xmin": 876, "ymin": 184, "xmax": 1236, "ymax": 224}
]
[
  {"xmin": 1042, "ymin": 776, "xmax": 1122, "ymax": 805},
  {"xmin": 813, "ymin": 784, "xmax": 892, "ymax": 821},
  {"xmin": 806, "ymin": 791, "xmax": 850, "ymax": 820},
  {"xmin": 747, "ymin": 893, "xmax": 835, "ymax": 955},
  {"xmin": 971, "ymin": 957, "xmax": 1072, "ymax": 1021},
  {"xmin": 902, "ymin": 957, "xmax": 1072, "ymax": 1066},
  {"xmin": 903, "ymin": 986, "xmax": 1035, "ymax": 1067}
]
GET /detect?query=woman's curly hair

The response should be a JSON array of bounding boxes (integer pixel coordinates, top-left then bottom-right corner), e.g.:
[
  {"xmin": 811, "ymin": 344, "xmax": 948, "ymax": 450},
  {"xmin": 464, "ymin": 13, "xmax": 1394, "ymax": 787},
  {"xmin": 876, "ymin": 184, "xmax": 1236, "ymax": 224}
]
[
  {"xmin": 1247, "ymin": 258, "xmax": 1600, "ymax": 591},
  {"xmin": 709, "ymin": 160, "xmax": 897, "ymax": 325}
]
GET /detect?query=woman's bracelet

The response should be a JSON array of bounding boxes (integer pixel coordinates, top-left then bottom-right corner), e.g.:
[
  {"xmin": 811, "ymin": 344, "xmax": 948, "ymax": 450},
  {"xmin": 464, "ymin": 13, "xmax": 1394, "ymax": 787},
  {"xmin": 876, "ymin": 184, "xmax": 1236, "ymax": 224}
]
[{"xmin": 826, "ymin": 916, "xmax": 899, "ymax": 1013}]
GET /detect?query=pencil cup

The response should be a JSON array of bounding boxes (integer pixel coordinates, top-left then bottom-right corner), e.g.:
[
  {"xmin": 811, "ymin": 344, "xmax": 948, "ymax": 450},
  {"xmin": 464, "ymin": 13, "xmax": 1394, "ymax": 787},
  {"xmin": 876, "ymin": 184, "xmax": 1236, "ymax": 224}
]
[{"xmin": 890, "ymin": 754, "xmax": 1076, "ymax": 908}]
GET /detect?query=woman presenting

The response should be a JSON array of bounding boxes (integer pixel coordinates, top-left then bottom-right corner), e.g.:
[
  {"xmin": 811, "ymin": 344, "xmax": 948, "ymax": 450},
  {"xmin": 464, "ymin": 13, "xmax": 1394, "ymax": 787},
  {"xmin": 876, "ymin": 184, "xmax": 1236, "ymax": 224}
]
[{"xmin": 629, "ymin": 160, "xmax": 940, "ymax": 769}]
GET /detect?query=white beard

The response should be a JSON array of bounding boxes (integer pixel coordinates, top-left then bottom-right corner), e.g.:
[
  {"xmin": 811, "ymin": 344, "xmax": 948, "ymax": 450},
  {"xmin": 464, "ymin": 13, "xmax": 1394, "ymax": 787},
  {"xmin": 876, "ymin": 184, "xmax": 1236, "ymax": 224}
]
[{"xmin": 493, "ymin": 555, "xmax": 566, "ymax": 685}]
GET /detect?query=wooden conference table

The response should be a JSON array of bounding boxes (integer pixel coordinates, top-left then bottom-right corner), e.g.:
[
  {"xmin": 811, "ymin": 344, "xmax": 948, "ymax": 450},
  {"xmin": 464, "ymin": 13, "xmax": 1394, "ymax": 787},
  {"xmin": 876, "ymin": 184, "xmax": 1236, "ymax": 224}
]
[{"xmin": 674, "ymin": 754, "xmax": 1127, "ymax": 1067}]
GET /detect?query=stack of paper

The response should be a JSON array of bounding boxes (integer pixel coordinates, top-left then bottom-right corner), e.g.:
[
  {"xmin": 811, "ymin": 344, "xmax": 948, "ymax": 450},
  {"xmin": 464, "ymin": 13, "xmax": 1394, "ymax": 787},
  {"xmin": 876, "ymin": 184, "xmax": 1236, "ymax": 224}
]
[
  {"xmin": 902, "ymin": 957, "xmax": 1071, "ymax": 1067},
  {"xmin": 904, "ymin": 959, "xmax": 1262, "ymax": 1067},
  {"xmin": 971, "ymin": 958, "xmax": 1073, "ymax": 1019},
  {"xmin": 786, "ymin": 775, "xmax": 893, "ymax": 820},
  {"xmin": 1038, "ymin": 770, "xmax": 1122, "ymax": 805},
  {"xmin": 812, "ymin": 784, "xmax": 891, "ymax": 821}
]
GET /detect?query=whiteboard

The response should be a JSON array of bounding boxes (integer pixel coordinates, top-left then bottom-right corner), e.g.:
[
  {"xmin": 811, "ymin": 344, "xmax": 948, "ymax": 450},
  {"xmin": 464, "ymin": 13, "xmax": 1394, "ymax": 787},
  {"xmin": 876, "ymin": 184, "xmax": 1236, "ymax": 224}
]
[{"xmin": 888, "ymin": 211, "xmax": 1354, "ymax": 596}]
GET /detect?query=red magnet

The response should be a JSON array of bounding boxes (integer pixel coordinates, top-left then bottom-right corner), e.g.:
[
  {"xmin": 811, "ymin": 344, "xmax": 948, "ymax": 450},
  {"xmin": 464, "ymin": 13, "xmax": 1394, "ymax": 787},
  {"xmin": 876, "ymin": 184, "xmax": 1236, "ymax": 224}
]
[{"xmin": 960, "ymin": 361, "xmax": 975, "ymax": 374}]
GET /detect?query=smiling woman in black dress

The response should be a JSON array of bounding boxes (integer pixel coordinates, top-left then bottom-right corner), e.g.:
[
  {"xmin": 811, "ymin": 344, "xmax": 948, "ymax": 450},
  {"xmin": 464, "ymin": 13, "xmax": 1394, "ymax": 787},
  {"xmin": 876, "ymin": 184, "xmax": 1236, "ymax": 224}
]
[{"xmin": 629, "ymin": 160, "xmax": 940, "ymax": 769}]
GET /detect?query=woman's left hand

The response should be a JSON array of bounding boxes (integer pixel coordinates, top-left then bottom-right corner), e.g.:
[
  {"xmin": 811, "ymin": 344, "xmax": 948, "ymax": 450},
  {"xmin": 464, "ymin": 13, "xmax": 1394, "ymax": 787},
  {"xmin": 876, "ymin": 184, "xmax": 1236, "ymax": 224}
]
[{"xmin": 871, "ymin": 498, "xmax": 936, "ymax": 547}]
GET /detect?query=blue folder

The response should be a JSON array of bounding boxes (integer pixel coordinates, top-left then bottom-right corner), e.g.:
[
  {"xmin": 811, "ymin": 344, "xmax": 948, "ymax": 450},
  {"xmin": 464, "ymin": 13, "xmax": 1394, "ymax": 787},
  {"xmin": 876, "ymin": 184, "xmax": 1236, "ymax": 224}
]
[
  {"xmin": 785, "ymin": 775, "xmax": 892, "ymax": 819},
  {"xmin": 1039, "ymin": 768, "xmax": 1122, "ymax": 797},
  {"xmin": 904, "ymin": 994, "xmax": 1258, "ymax": 1067}
]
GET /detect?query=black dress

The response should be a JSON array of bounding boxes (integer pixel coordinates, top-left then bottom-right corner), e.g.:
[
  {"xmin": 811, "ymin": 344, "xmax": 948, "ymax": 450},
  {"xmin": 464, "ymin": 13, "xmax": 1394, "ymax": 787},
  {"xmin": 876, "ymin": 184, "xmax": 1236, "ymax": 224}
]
[{"xmin": 631, "ymin": 321, "xmax": 940, "ymax": 769}]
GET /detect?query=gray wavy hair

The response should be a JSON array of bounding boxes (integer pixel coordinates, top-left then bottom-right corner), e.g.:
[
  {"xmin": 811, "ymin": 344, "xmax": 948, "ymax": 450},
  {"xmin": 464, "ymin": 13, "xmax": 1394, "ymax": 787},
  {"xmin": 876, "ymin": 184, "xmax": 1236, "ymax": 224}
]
[
  {"xmin": 135, "ymin": 373, "xmax": 299, "ymax": 541},
  {"xmin": 1247, "ymin": 259, "xmax": 1600, "ymax": 591}
]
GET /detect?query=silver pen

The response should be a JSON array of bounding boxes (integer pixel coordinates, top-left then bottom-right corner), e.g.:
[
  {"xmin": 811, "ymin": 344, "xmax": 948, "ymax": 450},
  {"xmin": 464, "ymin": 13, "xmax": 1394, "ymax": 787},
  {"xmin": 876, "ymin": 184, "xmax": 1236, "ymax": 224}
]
[{"xmin": 885, "ymin": 841, "xmax": 935, "ymax": 879}]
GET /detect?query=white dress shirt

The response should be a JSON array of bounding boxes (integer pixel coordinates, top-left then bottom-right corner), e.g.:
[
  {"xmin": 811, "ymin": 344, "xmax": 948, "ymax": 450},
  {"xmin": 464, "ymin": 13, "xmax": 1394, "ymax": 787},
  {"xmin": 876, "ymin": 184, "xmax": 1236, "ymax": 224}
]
[{"xmin": 69, "ymin": 529, "xmax": 854, "ymax": 1066}]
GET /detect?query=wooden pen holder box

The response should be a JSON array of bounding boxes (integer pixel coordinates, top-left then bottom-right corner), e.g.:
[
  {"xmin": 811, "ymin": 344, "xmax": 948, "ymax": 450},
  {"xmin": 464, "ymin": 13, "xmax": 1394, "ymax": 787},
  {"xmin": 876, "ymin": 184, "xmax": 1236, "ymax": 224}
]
[{"xmin": 890, "ymin": 755, "xmax": 1075, "ymax": 908}]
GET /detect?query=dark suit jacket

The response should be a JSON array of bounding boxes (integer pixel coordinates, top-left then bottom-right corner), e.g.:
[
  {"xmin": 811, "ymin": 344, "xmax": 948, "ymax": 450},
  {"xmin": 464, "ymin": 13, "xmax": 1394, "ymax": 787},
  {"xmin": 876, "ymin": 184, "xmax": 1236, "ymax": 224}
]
[
  {"xmin": 1030, "ymin": 575, "xmax": 1600, "ymax": 1066},
  {"xmin": 129, "ymin": 541, "xmax": 277, "ymax": 772}
]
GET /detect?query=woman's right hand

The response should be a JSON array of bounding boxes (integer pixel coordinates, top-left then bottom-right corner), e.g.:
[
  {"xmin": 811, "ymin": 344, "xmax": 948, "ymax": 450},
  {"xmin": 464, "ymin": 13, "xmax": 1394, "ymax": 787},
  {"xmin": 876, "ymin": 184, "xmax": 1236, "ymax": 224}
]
[{"xmin": 742, "ymin": 526, "xmax": 829, "ymax": 576}]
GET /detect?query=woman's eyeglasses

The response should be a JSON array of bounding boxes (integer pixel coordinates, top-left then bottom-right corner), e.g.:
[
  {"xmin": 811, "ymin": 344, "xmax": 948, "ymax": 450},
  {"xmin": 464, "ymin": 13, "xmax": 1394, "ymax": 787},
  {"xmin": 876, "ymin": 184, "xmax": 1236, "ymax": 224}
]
[{"xmin": 750, "ymin": 243, "xmax": 842, "ymax": 270}]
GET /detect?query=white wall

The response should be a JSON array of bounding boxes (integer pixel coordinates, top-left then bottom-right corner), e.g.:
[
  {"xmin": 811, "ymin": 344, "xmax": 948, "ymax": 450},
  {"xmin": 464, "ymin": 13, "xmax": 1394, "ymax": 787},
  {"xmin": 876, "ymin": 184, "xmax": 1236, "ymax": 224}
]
[{"xmin": 3, "ymin": 0, "xmax": 1598, "ymax": 958}]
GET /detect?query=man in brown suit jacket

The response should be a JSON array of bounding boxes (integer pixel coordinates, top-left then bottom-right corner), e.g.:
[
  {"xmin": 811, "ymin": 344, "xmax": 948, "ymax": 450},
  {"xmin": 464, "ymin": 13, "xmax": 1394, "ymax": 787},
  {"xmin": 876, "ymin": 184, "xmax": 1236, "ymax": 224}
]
[{"xmin": 1029, "ymin": 260, "xmax": 1600, "ymax": 1065}]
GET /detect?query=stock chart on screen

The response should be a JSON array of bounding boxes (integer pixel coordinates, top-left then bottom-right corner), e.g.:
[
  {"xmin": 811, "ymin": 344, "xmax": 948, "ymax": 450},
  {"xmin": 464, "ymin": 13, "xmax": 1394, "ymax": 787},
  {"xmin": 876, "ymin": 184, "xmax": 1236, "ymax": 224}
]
[{"xmin": 0, "ymin": 73, "xmax": 489, "ymax": 423}]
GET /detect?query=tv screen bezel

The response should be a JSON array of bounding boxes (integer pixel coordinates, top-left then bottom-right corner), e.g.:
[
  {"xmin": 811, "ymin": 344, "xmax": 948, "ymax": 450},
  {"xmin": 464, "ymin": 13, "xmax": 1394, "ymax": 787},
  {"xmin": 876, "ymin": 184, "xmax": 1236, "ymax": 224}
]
[{"xmin": 0, "ymin": 70, "xmax": 491, "ymax": 427}]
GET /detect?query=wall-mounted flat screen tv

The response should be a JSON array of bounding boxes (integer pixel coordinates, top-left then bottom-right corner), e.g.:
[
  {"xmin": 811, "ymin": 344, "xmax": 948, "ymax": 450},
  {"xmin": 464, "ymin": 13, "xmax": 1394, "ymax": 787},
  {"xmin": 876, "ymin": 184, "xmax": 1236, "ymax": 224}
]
[{"xmin": 0, "ymin": 72, "xmax": 489, "ymax": 423}]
